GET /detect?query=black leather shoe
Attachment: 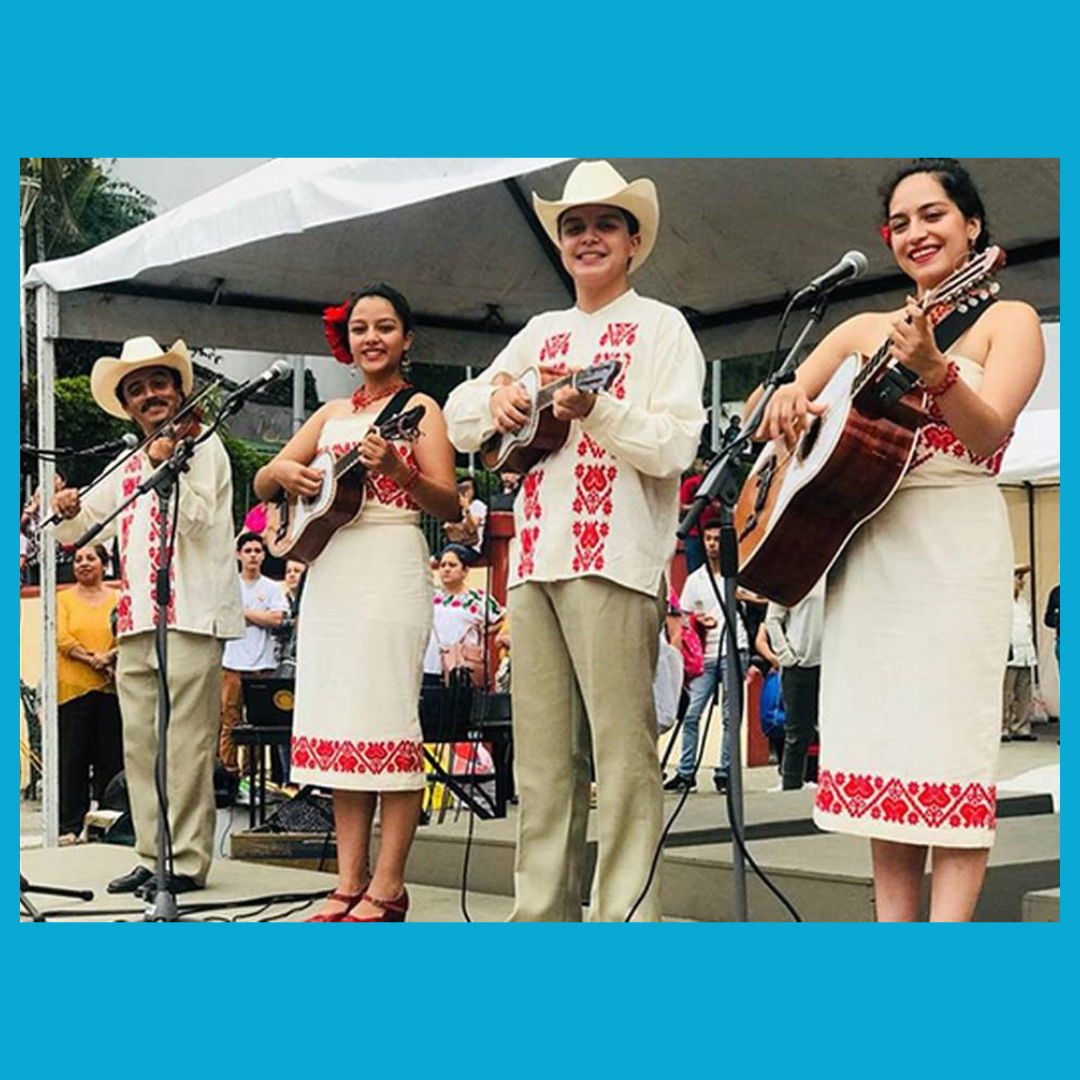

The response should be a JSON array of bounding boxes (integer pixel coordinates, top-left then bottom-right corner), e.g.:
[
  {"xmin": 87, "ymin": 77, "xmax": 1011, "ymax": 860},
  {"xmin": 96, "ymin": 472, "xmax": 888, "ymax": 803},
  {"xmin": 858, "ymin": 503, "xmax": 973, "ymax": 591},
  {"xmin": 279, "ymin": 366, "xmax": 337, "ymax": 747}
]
[
  {"xmin": 135, "ymin": 873, "xmax": 205, "ymax": 899},
  {"xmin": 107, "ymin": 865, "xmax": 154, "ymax": 894}
]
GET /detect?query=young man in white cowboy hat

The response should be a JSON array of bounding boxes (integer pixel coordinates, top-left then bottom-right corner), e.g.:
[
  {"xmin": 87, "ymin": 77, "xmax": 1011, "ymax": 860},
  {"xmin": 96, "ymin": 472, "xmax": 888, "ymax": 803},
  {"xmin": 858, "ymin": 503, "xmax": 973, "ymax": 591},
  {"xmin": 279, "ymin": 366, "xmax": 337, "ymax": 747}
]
[
  {"xmin": 445, "ymin": 161, "xmax": 706, "ymax": 921},
  {"xmin": 52, "ymin": 336, "xmax": 243, "ymax": 897}
]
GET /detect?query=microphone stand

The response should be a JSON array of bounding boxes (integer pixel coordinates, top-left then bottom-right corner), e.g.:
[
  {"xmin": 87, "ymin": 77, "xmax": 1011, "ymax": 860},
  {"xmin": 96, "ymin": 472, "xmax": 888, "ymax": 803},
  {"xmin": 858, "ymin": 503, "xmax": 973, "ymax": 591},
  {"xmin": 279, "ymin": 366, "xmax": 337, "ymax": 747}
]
[{"xmin": 677, "ymin": 290, "xmax": 832, "ymax": 922}]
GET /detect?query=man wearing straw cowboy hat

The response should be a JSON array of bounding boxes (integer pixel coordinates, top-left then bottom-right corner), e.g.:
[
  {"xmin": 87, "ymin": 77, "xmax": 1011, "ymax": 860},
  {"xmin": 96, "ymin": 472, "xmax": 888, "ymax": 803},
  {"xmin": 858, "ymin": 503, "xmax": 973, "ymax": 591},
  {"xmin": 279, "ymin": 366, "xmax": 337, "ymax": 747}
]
[
  {"xmin": 446, "ymin": 161, "xmax": 706, "ymax": 920},
  {"xmin": 52, "ymin": 337, "xmax": 242, "ymax": 897}
]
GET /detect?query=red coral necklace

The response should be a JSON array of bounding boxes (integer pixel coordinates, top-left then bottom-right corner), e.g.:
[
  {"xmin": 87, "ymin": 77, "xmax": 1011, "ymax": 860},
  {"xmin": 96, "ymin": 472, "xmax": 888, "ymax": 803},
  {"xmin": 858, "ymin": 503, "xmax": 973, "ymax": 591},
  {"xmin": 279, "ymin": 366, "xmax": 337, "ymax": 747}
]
[{"xmin": 351, "ymin": 381, "xmax": 410, "ymax": 412}]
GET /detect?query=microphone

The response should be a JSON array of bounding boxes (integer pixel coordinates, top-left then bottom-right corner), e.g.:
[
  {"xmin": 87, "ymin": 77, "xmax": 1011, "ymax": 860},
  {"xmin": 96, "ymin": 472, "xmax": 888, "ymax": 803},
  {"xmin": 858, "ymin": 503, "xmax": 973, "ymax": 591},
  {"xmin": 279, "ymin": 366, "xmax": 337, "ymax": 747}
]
[
  {"xmin": 21, "ymin": 432, "xmax": 140, "ymax": 457},
  {"xmin": 82, "ymin": 433, "xmax": 141, "ymax": 455},
  {"xmin": 227, "ymin": 359, "xmax": 292, "ymax": 401},
  {"xmin": 796, "ymin": 250, "xmax": 869, "ymax": 299}
]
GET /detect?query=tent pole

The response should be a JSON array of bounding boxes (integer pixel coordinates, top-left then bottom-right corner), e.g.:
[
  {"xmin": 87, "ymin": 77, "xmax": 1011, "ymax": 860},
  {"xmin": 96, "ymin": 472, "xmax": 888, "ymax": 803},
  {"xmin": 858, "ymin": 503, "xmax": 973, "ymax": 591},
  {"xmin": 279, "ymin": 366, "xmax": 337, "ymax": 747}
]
[
  {"xmin": 291, "ymin": 354, "xmax": 305, "ymax": 433},
  {"xmin": 710, "ymin": 359, "xmax": 721, "ymax": 452},
  {"xmin": 34, "ymin": 284, "xmax": 60, "ymax": 848}
]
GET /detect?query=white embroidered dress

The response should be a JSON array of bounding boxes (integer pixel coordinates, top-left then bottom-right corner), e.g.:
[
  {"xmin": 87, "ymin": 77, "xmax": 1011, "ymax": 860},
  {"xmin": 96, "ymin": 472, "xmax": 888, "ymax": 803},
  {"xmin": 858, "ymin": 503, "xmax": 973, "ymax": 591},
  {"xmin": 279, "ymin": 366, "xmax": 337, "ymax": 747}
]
[
  {"xmin": 289, "ymin": 408, "xmax": 432, "ymax": 791},
  {"xmin": 813, "ymin": 356, "xmax": 1014, "ymax": 848}
]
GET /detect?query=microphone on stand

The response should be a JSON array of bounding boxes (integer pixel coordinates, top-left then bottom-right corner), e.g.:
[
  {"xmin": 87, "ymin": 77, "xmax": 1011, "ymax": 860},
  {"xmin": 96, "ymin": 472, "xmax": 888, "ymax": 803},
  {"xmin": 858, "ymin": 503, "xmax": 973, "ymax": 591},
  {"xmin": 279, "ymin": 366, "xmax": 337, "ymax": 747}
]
[
  {"xmin": 22, "ymin": 433, "xmax": 140, "ymax": 458},
  {"xmin": 79, "ymin": 433, "xmax": 141, "ymax": 455},
  {"xmin": 794, "ymin": 250, "xmax": 869, "ymax": 300},
  {"xmin": 226, "ymin": 359, "xmax": 293, "ymax": 402}
]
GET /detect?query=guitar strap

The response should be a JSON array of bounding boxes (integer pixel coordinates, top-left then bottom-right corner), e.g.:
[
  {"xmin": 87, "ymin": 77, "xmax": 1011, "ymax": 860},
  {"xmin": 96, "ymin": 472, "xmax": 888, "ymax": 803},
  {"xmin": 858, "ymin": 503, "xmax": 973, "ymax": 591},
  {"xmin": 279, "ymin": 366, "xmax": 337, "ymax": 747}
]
[
  {"xmin": 373, "ymin": 385, "xmax": 417, "ymax": 431},
  {"xmin": 934, "ymin": 295, "xmax": 997, "ymax": 354}
]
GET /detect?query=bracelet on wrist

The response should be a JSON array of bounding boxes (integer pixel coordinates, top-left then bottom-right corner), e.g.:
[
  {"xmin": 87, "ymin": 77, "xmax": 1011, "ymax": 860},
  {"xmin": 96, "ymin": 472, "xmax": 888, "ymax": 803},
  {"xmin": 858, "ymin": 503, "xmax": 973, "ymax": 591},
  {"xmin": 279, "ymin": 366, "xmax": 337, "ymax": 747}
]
[
  {"xmin": 399, "ymin": 464, "xmax": 421, "ymax": 491},
  {"xmin": 922, "ymin": 359, "xmax": 961, "ymax": 397}
]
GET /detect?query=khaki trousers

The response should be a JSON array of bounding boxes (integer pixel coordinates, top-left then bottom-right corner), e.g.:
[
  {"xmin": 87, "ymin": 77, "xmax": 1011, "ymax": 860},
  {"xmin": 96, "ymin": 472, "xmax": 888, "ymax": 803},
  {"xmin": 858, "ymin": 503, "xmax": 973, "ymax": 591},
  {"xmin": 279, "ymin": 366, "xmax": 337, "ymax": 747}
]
[
  {"xmin": 508, "ymin": 578, "xmax": 664, "ymax": 922},
  {"xmin": 116, "ymin": 631, "xmax": 224, "ymax": 882}
]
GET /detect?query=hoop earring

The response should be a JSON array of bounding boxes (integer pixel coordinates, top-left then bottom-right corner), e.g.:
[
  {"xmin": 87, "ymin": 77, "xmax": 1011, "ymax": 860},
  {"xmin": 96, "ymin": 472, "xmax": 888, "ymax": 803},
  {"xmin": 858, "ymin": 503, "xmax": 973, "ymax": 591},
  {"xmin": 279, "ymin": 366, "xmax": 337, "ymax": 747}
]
[{"xmin": 401, "ymin": 352, "xmax": 413, "ymax": 379}]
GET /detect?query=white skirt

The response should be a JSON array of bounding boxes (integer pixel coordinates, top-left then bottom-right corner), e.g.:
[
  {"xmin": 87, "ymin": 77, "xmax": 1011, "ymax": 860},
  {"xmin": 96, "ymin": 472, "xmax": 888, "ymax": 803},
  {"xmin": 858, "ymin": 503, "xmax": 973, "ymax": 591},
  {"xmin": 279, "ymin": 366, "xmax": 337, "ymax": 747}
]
[
  {"xmin": 813, "ymin": 481, "xmax": 1012, "ymax": 848},
  {"xmin": 290, "ymin": 513, "xmax": 432, "ymax": 791}
]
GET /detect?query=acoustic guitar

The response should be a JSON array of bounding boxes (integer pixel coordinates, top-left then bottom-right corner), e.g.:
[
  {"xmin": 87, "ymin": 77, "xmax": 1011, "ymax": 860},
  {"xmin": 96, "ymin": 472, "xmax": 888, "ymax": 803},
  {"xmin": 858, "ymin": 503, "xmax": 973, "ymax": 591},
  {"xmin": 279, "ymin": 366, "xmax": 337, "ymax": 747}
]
[
  {"xmin": 264, "ymin": 405, "xmax": 425, "ymax": 563},
  {"xmin": 479, "ymin": 361, "xmax": 620, "ymax": 472},
  {"xmin": 736, "ymin": 246, "xmax": 1006, "ymax": 606}
]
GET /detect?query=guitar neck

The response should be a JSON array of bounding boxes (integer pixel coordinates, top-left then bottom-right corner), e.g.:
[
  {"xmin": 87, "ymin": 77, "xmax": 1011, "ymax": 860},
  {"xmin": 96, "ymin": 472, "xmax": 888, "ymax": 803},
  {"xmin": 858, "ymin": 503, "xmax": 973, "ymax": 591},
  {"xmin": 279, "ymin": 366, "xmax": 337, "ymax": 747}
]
[
  {"xmin": 533, "ymin": 371, "xmax": 578, "ymax": 412},
  {"xmin": 332, "ymin": 446, "xmax": 368, "ymax": 484}
]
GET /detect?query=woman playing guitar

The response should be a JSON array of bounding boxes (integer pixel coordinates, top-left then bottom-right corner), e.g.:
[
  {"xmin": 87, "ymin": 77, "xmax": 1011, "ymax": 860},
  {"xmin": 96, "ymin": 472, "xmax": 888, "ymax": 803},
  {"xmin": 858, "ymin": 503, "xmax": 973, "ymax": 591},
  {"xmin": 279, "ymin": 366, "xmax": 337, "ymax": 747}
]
[
  {"xmin": 254, "ymin": 284, "xmax": 459, "ymax": 922},
  {"xmin": 754, "ymin": 160, "xmax": 1044, "ymax": 921}
]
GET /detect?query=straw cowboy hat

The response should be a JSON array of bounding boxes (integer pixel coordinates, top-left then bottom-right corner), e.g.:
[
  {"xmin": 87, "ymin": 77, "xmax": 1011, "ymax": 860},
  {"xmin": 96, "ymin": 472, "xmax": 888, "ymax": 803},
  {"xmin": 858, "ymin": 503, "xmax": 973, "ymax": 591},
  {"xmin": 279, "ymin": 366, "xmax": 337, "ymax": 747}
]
[
  {"xmin": 91, "ymin": 336, "xmax": 194, "ymax": 419},
  {"xmin": 532, "ymin": 160, "xmax": 659, "ymax": 273}
]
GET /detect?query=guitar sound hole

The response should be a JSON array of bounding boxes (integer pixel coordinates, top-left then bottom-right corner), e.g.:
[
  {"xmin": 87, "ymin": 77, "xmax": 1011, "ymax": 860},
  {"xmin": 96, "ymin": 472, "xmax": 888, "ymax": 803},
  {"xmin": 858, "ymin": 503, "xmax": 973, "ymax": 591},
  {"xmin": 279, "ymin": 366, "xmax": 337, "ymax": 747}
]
[{"xmin": 798, "ymin": 418, "xmax": 822, "ymax": 462}]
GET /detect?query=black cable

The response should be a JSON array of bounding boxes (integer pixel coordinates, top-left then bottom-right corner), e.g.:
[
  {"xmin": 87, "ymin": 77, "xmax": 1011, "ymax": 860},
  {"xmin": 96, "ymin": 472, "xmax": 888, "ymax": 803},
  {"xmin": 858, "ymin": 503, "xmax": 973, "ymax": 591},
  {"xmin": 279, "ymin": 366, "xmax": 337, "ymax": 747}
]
[
  {"xmin": 626, "ymin": 557, "xmax": 804, "ymax": 922},
  {"xmin": 703, "ymin": 558, "xmax": 803, "ymax": 922}
]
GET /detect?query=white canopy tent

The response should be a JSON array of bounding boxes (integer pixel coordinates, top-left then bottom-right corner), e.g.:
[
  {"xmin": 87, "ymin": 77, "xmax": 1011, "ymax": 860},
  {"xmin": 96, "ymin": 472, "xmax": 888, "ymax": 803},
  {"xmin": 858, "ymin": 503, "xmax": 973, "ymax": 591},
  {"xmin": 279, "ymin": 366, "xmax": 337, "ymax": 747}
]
[
  {"xmin": 24, "ymin": 157, "xmax": 1061, "ymax": 842},
  {"xmin": 999, "ymin": 404, "xmax": 1061, "ymax": 718}
]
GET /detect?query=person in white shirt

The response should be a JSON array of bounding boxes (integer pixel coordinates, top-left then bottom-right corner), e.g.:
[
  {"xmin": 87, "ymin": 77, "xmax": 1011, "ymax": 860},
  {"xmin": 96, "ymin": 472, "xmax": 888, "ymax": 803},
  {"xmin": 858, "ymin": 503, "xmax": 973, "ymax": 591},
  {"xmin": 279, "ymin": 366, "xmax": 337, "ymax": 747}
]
[
  {"xmin": 666, "ymin": 522, "xmax": 749, "ymax": 794},
  {"xmin": 445, "ymin": 161, "xmax": 705, "ymax": 921},
  {"xmin": 441, "ymin": 476, "xmax": 488, "ymax": 563},
  {"xmin": 1003, "ymin": 565, "xmax": 1038, "ymax": 741},
  {"xmin": 52, "ymin": 337, "xmax": 243, "ymax": 896},
  {"xmin": 763, "ymin": 577, "xmax": 826, "ymax": 790},
  {"xmin": 219, "ymin": 532, "xmax": 288, "ymax": 776}
]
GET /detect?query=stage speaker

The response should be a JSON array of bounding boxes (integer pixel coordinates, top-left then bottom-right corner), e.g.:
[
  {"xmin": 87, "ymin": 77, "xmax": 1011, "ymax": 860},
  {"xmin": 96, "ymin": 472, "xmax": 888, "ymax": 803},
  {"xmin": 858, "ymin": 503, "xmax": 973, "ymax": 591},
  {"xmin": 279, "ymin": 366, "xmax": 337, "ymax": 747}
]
[{"xmin": 256, "ymin": 787, "xmax": 334, "ymax": 834}]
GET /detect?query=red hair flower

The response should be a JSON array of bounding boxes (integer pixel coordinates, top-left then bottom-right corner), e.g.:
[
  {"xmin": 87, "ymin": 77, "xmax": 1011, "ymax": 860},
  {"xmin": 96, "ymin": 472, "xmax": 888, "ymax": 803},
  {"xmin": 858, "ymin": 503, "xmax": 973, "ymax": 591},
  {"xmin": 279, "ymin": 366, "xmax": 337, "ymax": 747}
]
[
  {"xmin": 322, "ymin": 300, "xmax": 353, "ymax": 365},
  {"xmin": 878, "ymin": 224, "xmax": 892, "ymax": 247}
]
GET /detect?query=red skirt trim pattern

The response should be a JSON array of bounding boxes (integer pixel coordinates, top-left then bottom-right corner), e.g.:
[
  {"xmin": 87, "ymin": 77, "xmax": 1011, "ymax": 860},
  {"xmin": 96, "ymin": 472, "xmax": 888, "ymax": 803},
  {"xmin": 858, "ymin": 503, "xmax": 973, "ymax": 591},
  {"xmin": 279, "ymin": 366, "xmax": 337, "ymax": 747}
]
[
  {"xmin": 815, "ymin": 769, "xmax": 997, "ymax": 832},
  {"xmin": 291, "ymin": 736, "xmax": 424, "ymax": 776}
]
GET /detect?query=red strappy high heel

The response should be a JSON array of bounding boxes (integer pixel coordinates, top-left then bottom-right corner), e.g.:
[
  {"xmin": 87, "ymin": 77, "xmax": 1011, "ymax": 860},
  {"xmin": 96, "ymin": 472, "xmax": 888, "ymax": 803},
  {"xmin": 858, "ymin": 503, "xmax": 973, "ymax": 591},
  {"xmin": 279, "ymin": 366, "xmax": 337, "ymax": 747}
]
[
  {"xmin": 304, "ymin": 889, "xmax": 366, "ymax": 922},
  {"xmin": 341, "ymin": 888, "xmax": 410, "ymax": 922}
]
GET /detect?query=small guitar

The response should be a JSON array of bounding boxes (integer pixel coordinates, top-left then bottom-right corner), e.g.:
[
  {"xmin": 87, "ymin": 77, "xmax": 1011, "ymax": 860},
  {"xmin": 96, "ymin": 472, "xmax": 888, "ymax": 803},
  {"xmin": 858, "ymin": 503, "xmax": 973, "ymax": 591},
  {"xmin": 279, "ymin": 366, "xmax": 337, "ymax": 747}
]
[
  {"xmin": 479, "ymin": 361, "xmax": 620, "ymax": 472},
  {"xmin": 264, "ymin": 405, "xmax": 425, "ymax": 563},
  {"xmin": 736, "ymin": 246, "xmax": 1005, "ymax": 606}
]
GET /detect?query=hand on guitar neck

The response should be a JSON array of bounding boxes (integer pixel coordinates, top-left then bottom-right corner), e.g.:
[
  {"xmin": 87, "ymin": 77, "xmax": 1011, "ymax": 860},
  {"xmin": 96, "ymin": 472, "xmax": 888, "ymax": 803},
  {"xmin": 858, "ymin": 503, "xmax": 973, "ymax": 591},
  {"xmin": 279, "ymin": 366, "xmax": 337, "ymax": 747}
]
[{"xmin": 490, "ymin": 366, "xmax": 597, "ymax": 433}]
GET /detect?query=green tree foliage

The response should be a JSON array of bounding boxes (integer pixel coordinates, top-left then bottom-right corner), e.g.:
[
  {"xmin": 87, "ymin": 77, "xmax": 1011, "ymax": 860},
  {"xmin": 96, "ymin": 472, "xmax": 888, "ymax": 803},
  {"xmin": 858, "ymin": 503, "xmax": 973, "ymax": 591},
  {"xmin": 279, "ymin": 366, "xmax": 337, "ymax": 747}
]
[
  {"xmin": 221, "ymin": 432, "xmax": 274, "ymax": 530},
  {"xmin": 21, "ymin": 158, "xmax": 155, "ymax": 264}
]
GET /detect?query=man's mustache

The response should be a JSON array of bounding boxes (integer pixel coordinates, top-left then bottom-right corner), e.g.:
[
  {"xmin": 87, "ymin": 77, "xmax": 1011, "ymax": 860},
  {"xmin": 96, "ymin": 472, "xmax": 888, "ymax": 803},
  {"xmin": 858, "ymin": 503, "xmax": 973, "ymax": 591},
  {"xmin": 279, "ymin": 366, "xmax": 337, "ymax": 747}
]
[{"xmin": 142, "ymin": 397, "xmax": 170, "ymax": 413}]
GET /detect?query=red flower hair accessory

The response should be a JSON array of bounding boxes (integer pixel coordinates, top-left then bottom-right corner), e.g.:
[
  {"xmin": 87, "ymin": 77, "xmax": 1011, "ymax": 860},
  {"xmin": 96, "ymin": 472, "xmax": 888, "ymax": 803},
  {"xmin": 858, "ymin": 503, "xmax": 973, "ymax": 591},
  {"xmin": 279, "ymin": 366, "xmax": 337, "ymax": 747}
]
[
  {"xmin": 322, "ymin": 300, "xmax": 353, "ymax": 365},
  {"xmin": 878, "ymin": 224, "xmax": 892, "ymax": 247}
]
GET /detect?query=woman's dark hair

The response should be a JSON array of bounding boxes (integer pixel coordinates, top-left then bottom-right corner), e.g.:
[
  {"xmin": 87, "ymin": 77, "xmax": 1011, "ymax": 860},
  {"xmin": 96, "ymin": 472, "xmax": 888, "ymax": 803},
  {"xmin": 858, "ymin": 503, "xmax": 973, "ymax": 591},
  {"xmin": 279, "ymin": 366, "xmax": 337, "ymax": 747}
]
[
  {"xmin": 436, "ymin": 543, "xmax": 473, "ymax": 565},
  {"xmin": 349, "ymin": 283, "xmax": 414, "ymax": 334},
  {"xmin": 879, "ymin": 158, "xmax": 992, "ymax": 251}
]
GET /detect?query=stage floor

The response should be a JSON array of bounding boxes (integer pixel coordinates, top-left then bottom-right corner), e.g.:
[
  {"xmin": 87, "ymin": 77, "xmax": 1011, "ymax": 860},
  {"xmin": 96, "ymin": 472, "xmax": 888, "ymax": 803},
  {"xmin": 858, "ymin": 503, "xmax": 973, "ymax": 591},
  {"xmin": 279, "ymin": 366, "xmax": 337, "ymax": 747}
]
[{"xmin": 19, "ymin": 843, "xmax": 515, "ymax": 923}]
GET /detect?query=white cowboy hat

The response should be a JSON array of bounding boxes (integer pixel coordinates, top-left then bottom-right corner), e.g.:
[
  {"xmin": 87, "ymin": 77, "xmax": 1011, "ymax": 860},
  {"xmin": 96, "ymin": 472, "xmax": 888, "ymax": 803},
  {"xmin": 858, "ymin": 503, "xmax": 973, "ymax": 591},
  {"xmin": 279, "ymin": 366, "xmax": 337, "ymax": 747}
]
[
  {"xmin": 90, "ymin": 336, "xmax": 194, "ymax": 418},
  {"xmin": 532, "ymin": 160, "xmax": 659, "ymax": 274}
]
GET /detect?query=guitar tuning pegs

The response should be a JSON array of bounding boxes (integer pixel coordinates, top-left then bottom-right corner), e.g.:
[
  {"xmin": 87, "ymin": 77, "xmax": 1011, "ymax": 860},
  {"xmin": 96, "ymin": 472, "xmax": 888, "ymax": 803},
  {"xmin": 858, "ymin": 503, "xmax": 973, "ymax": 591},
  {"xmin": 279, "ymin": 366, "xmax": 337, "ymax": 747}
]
[
  {"xmin": 957, "ymin": 303, "xmax": 968, "ymax": 314},
  {"xmin": 990, "ymin": 282, "xmax": 1001, "ymax": 294}
]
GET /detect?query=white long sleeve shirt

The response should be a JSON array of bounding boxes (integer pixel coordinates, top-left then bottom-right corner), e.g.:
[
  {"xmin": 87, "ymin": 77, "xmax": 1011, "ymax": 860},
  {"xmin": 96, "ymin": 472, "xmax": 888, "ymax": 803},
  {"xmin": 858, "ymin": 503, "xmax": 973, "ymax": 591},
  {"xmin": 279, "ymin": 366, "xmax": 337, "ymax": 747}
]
[
  {"xmin": 55, "ymin": 434, "xmax": 243, "ymax": 641},
  {"xmin": 444, "ymin": 290, "xmax": 706, "ymax": 597}
]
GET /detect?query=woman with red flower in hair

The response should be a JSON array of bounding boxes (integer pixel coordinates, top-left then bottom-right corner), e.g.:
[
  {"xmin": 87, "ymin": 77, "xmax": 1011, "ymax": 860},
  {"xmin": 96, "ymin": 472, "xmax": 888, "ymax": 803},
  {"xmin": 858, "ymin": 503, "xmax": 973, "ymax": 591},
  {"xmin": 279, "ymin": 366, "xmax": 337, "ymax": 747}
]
[
  {"xmin": 749, "ymin": 159, "xmax": 1044, "ymax": 921},
  {"xmin": 255, "ymin": 284, "xmax": 460, "ymax": 922}
]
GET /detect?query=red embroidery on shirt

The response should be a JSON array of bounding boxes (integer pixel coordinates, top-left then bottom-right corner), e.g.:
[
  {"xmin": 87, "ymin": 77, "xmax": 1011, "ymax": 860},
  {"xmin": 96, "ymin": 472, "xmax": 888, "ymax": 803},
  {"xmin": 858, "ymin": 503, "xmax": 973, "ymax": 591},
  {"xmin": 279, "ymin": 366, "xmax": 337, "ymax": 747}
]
[
  {"xmin": 598, "ymin": 322, "xmax": 637, "ymax": 400},
  {"xmin": 815, "ymin": 769, "xmax": 997, "ymax": 831},
  {"xmin": 147, "ymin": 499, "xmax": 177, "ymax": 627},
  {"xmin": 517, "ymin": 526, "xmax": 539, "ymax": 578},
  {"xmin": 291, "ymin": 736, "xmax": 424, "ymax": 776},
  {"xmin": 539, "ymin": 333, "xmax": 572, "ymax": 367},
  {"xmin": 571, "ymin": 431, "xmax": 617, "ymax": 573},
  {"xmin": 521, "ymin": 468, "xmax": 544, "ymax": 522},
  {"xmin": 363, "ymin": 444, "xmax": 420, "ymax": 510}
]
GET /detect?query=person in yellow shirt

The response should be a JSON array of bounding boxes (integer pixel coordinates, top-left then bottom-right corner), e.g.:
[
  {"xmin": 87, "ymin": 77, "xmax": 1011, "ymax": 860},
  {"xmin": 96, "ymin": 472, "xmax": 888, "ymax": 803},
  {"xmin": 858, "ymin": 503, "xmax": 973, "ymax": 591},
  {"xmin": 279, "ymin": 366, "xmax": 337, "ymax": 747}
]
[{"xmin": 56, "ymin": 544, "xmax": 122, "ymax": 842}]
